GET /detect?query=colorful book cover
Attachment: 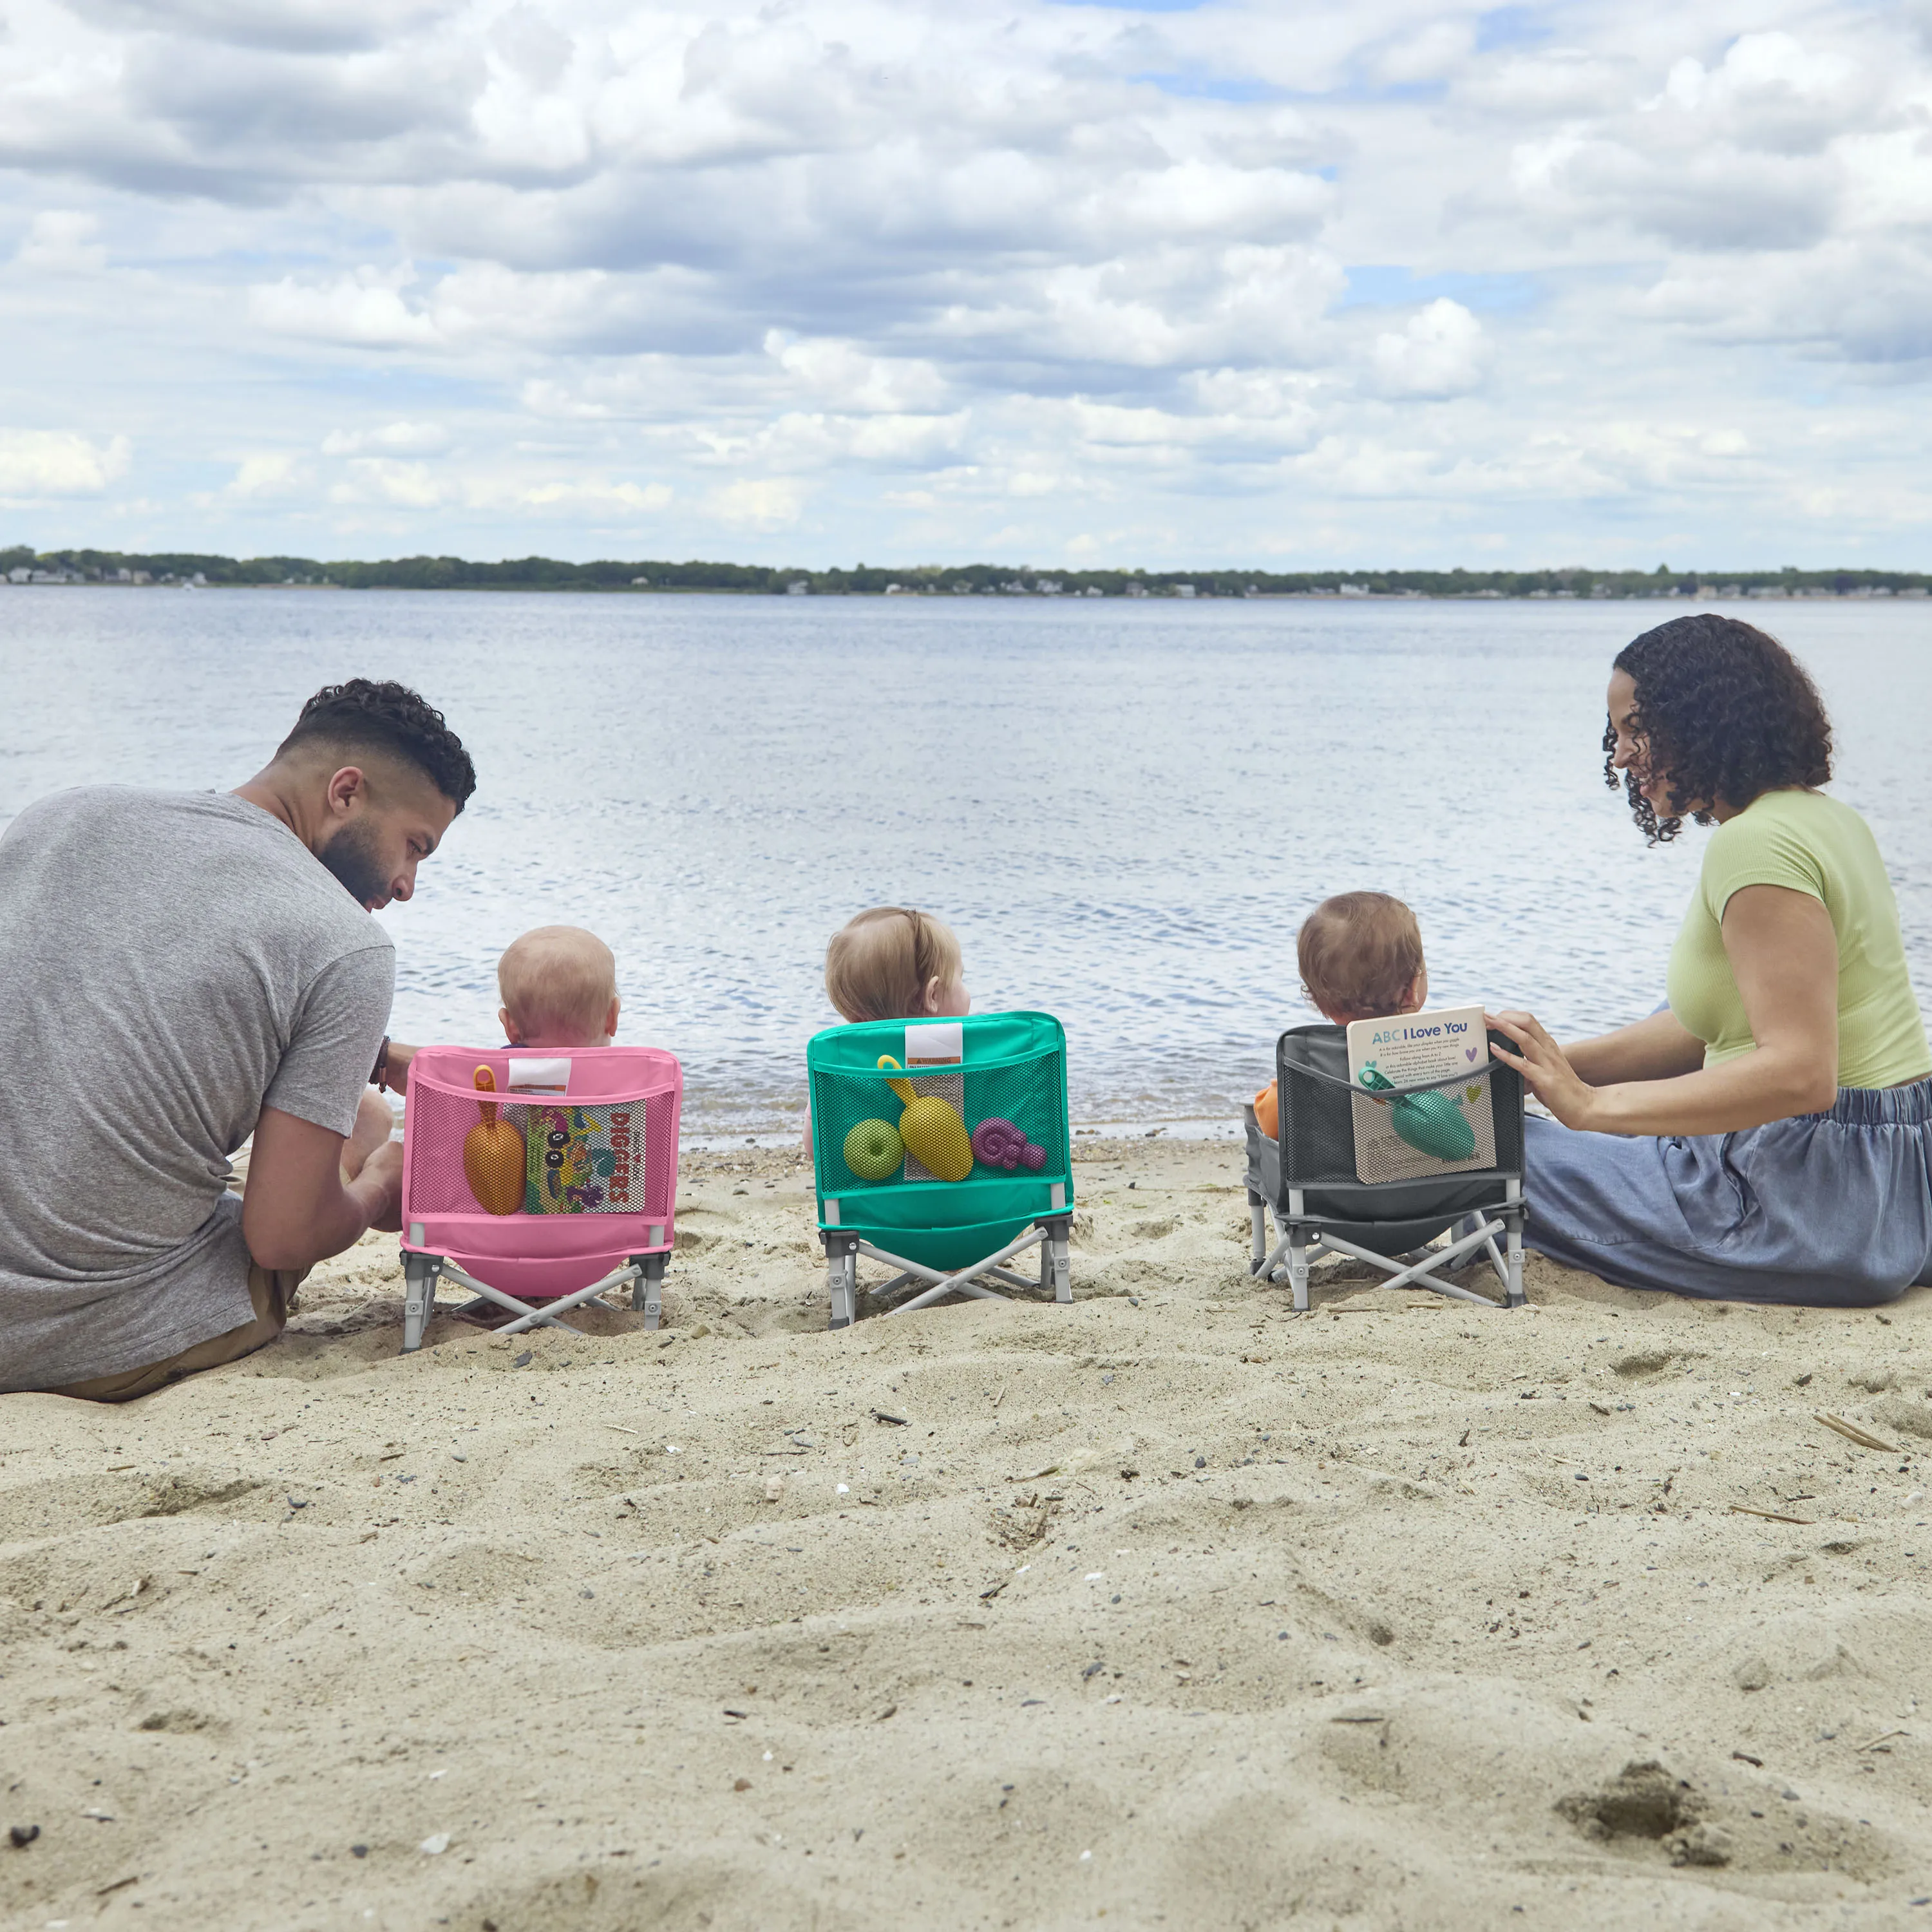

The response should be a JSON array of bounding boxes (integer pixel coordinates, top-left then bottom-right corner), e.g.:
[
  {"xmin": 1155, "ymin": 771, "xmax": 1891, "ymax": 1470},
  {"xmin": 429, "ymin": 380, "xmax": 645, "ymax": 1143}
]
[
  {"xmin": 1343, "ymin": 1005, "xmax": 1495, "ymax": 1185},
  {"xmin": 522, "ymin": 1103, "xmax": 645, "ymax": 1214}
]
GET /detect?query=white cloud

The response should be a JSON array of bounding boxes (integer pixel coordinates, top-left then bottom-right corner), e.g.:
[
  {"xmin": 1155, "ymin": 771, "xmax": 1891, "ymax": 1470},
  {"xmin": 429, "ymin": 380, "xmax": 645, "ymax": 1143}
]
[
  {"xmin": 227, "ymin": 451, "xmax": 308, "ymax": 497},
  {"xmin": 0, "ymin": 0, "xmax": 1929, "ymax": 564},
  {"xmin": 16, "ymin": 209, "xmax": 106, "ymax": 271},
  {"xmin": 0, "ymin": 428, "xmax": 131, "ymax": 496},
  {"xmin": 320, "ymin": 421, "xmax": 451, "ymax": 455},
  {"xmin": 249, "ymin": 269, "xmax": 440, "ymax": 346},
  {"xmin": 1372, "ymin": 299, "xmax": 1484, "ymax": 399},
  {"xmin": 706, "ymin": 477, "xmax": 805, "ymax": 527}
]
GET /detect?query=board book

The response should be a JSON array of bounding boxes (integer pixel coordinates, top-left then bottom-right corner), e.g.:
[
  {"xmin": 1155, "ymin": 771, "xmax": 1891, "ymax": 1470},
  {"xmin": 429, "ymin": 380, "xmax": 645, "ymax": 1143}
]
[{"xmin": 1343, "ymin": 1005, "xmax": 1495, "ymax": 1185}]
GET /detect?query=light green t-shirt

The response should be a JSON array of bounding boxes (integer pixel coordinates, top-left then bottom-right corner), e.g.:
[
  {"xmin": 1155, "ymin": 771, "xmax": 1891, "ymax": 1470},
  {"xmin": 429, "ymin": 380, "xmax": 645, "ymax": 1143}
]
[{"xmin": 1666, "ymin": 788, "xmax": 1930, "ymax": 1090}]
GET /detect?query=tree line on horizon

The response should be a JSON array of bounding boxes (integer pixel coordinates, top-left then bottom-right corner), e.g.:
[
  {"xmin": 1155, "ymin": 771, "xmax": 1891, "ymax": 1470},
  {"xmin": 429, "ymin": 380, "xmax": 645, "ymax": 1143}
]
[{"xmin": 5, "ymin": 544, "xmax": 1927, "ymax": 599}]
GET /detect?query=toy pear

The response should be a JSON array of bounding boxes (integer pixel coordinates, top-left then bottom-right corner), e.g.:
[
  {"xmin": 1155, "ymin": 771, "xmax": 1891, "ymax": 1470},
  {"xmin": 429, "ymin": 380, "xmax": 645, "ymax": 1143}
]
[
  {"xmin": 463, "ymin": 1065, "xmax": 527, "ymax": 1215},
  {"xmin": 877, "ymin": 1054, "xmax": 974, "ymax": 1182}
]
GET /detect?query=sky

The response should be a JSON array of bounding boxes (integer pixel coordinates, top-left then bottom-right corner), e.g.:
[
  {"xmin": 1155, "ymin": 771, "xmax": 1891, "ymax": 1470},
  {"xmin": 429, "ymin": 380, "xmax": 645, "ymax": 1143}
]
[{"xmin": 1, "ymin": 0, "xmax": 1929, "ymax": 568}]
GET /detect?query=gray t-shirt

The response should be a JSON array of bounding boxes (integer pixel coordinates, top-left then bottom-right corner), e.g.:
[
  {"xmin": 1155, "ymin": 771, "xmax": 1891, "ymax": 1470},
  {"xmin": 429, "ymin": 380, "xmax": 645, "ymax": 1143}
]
[{"xmin": 0, "ymin": 788, "xmax": 395, "ymax": 1390}]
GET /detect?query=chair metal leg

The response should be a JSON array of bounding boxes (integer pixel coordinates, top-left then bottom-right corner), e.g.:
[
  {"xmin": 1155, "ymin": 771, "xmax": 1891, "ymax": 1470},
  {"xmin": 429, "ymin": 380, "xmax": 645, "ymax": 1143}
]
[
  {"xmin": 824, "ymin": 1235, "xmax": 858, "ymax": 1330},
  {"xmin": 1287, "ymin": 1227, "xmax": 1310, "ymax": 1312},
  {"xmin": 1504, "ymin": 1179, "xmax": 1526, "ymax": 1309},
  {"xmin": 402, "ymin": 1254, "xmax": 438, "ymax": 1354},
  {"xmin": 1046, "ymin": 1217, "xmax": 1072, "ymax": 1305},
  {"xmin": 1248, "ymin": 1189, "xmax": 1267, "ymax": 1275},
  {"xmin": 634, "ymin": 1254, "xmax": 666, "ymax": 1329}
]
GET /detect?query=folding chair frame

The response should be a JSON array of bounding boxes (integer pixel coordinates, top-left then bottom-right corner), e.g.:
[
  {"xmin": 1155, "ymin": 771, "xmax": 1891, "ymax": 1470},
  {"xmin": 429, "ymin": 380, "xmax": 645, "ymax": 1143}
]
[
  {"xmin": 401, "ymin": 1250, "xmax": 668, "ymax": 1352},
  {"xmin": 821, "ymin": 1215, "xmax": 1072, "ymax": 1330},
  {"xmin": 1247, "ymin": 1183, "xmax": 1524, "ymax": 1312}
]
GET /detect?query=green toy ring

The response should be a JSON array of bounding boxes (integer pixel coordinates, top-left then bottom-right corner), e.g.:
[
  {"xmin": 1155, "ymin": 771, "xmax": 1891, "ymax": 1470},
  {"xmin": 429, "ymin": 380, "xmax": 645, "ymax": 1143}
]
[{"xmin": 844, "ymin": 1117, "xmax": 905, "ymax": 1181}]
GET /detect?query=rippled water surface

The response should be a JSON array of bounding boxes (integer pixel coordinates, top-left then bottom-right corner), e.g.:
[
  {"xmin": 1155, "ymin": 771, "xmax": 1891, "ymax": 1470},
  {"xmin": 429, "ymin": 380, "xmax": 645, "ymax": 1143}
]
[{"xmin": 4, "ymin": 589, "xmax": 1929, "ymax": 1133}]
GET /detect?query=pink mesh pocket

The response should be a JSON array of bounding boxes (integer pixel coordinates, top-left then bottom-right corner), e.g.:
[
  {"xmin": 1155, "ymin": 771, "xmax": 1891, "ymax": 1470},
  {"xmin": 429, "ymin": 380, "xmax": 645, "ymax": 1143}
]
[{"xmin": 402, "ymin": 1046, "xmax": 681, "ymax": 1236}]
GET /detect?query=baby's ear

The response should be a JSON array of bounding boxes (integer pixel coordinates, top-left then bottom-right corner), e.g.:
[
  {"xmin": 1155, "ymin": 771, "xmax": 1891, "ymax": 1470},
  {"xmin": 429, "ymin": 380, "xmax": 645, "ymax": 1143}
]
[
  {"xmin": 605, "ymin": 993, "xmax": 621, "ymax": 1042},
  {"xmin": 500, "ymin": 1005, "xmax": 524, "ymax": 1046}
]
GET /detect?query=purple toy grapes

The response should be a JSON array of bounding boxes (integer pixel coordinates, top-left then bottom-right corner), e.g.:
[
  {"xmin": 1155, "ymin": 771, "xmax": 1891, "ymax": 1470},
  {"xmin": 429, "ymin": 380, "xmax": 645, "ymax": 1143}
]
[{"xmin": 972, "ymin": 1117, "xmax": 1045, "ymax": 1171}]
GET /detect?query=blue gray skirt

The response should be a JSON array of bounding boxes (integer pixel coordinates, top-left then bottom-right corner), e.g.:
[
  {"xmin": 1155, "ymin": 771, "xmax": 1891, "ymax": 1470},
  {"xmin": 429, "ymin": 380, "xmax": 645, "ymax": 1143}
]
[{"xmin": 1524, "ymin": 1077, "xmax": 1932, "ymax": 1306}]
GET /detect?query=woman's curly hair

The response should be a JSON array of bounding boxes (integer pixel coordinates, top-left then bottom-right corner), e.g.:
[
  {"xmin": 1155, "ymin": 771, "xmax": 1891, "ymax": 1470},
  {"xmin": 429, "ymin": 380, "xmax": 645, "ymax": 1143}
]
[{"xmin": 1605, "ymin": 614, "xmax": 1832, "ymax": 843}]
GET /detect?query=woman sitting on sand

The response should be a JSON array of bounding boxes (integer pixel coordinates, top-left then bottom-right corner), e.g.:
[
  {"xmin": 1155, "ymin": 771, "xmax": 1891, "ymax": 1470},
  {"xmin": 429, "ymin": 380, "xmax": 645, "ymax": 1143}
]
[{"xmin": 1488, "ymin": 612, "xmax": 1932, "ymax": 1307}]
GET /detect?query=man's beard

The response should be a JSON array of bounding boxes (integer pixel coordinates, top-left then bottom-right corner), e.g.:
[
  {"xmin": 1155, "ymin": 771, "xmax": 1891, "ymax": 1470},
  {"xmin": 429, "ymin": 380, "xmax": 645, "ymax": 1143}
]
[{"xmin": 319, "ymin": 821, "xmax": 389, "ymax": 909}]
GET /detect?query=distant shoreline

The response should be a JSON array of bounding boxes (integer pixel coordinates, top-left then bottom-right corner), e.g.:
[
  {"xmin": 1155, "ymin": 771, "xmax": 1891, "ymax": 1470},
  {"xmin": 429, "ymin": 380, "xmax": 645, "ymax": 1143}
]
[{"xmin": 6, "ymin": 546, "xmax": 1929, "ymax": 603}]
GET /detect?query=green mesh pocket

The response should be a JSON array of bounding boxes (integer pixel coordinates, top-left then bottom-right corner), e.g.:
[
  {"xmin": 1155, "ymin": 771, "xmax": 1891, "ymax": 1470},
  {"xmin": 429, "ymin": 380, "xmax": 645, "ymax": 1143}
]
[{"xmin": 807, "ymin": 1013, "xmax": 1072, "ymax": 1202}]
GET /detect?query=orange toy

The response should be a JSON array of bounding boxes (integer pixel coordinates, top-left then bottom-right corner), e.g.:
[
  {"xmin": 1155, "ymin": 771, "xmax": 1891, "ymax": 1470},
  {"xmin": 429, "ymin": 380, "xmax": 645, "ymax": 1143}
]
[{"xmin": 463, "ymin": 1065, "xmax": 526, "ymax": 1216}]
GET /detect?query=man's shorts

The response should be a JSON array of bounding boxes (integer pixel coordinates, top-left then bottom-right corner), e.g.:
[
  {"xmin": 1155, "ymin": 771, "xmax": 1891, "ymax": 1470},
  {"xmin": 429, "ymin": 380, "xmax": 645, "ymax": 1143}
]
[{"xmin": 50, "ymin": 1265, "xmax": 307, "ymax": 1404}]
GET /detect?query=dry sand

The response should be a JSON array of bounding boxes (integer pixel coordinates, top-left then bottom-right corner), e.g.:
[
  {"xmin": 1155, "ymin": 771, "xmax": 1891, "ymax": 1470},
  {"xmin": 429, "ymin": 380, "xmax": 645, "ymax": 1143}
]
[{"xmin": 1, "ymin": 1135, "xmax": 1929, "ymax": 1931}]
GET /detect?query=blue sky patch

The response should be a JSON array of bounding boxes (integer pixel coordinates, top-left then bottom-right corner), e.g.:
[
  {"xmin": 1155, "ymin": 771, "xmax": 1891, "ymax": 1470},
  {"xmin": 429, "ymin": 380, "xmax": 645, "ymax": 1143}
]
[{"xmin": 1340, "ymin": 266, "xmax": 1539, "ymax": 313}]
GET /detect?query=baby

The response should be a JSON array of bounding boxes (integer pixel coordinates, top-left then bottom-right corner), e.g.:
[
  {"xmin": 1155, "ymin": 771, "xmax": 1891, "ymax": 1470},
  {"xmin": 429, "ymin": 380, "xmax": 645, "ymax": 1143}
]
[
  {"xmin": 825, "ymin": 905, "xmax": 970, "ymax": 1023},
  {"xmin": 1253, "ymin": 892, "xmax": 1428, "ymax": 1138},
  {"xmin": 807, "ymin": 907, "xmax": 969, "ymax": 1146},
  {"xmin": 498, "ymin": 925, "xmax": 621, "ymax": 1049}
]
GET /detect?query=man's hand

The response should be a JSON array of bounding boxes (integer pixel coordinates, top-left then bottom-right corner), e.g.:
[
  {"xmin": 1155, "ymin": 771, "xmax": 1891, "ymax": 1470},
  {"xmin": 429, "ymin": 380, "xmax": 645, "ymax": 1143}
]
[{"xmin": 243, "ymin": 1106, "xmax": 397, "ymax": 1273}]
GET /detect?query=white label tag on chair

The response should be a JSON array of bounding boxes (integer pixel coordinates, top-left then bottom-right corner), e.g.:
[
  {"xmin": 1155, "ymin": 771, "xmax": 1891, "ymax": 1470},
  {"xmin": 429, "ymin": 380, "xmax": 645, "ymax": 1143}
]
[
  {"xmin": 1050, "ymin": 1182, "xmax": 1066, "ymax": 1210},
  {"xmin": 825, "ymin": 1198, "xmax": 841, "ymax": 1225},
  {"xmin": 904, "ymin": 1021, "xmax": 962, "ymax": 1065},
  {"xmin": 507, "ymin": 1057, "xmax": 571, "ymax": 1093}
]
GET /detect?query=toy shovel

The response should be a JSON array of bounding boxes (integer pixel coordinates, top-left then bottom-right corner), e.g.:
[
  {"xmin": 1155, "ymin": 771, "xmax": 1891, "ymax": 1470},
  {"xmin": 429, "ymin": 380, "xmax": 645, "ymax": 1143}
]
[{"xmin": 463, "ymin": 1065, "xmax": 526, "ymax": 1215}]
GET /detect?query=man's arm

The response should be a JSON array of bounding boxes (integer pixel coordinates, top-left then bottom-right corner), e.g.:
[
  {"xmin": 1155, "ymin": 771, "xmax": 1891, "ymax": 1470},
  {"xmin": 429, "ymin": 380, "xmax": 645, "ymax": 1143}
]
[{"xmin": 242, "ymin": 1106, "xmax": 403, "ymax": 1273}]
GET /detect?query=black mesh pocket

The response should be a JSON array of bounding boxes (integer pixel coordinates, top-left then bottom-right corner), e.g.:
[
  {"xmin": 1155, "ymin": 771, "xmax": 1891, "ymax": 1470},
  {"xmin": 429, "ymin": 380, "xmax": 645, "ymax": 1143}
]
[{"xmin": 1276, "ymin": 1025, "xmax": 1524, "ymax": 1192}]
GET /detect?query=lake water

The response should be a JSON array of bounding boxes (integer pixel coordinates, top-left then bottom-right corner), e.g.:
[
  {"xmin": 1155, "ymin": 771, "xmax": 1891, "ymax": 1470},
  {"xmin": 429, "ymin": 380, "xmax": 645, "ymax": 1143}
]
[{"xmin": 3, "ymin": 588, "xmax": 1929, "ymax": 1138}]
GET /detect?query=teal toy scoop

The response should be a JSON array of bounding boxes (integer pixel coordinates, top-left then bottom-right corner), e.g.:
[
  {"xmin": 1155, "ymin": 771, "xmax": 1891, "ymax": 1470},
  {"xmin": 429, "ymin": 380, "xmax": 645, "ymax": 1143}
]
[{"xmin": 1358, "ymin": 1063, "xmax": 1477, "ymax": 1162}]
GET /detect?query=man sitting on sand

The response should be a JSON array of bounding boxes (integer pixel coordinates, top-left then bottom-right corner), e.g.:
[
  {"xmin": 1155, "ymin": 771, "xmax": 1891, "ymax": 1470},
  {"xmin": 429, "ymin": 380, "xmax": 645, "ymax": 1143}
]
[{"xmin": 0, "ymin": 679, "xmax": 476, "ymax": 1401}]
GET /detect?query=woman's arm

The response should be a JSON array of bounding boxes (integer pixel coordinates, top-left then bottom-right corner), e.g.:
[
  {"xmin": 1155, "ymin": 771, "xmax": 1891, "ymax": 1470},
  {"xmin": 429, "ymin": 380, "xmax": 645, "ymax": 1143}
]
[
  {"xmin": 1490, "ymin": 885, "xmax": 1840, "ymax": 1136},
  {"xmin": 1564, "ymin": 1008, "xmax": 1707, "ymax": 1087}
]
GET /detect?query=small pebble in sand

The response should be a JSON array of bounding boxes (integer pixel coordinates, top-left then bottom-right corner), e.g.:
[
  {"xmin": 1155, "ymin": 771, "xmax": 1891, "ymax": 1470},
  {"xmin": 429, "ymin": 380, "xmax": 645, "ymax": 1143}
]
[{"xmin": 418, "ymin": 1833, "xmax": 451, "ymax": 1855}]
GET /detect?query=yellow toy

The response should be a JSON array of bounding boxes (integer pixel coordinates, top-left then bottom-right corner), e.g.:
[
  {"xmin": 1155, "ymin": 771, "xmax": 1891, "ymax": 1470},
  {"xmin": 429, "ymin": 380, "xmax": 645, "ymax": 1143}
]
[
  {"xmin": 462, "ymin": 1065, "xmax": 527, "ymax": 1216},
  {"xmin": 876, "ymin": 1054, "xmax": 973, "ymax": 1182}
]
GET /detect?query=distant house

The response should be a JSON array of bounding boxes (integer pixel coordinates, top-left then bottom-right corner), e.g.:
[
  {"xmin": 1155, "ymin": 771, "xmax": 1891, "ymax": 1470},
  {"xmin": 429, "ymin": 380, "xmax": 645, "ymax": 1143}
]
[
  {"xmin": 786, "ymin": 580, "xmax": 810, "ymax": 595},
  {"xmin": 631, "ymin": 576, "xmax": 652, "ymax": 586},
  {"xmin": 1083, "ymin": 585, "xmax": 1104, "ymax": 596},
  {"xmin": 1337, "ymin": 582, "xmax": 1370, "ymax": 598},
  {"xmin": 1171, "ymin": 583, "xmax": 1196, "ymax": 598}
]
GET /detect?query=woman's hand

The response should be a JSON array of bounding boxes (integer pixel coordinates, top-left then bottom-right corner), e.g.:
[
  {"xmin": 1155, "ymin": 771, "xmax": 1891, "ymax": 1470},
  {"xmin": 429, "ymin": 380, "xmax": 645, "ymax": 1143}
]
[{"xmin": 1485, "ymin": 1010, "xmax": 1602, "ymax": 1130}]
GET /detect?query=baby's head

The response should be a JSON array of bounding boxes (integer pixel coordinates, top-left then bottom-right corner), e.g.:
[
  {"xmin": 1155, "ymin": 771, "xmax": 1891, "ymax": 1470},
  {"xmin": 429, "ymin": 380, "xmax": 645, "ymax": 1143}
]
[
  {"xmin": 1296, "ymin": 892, "xmax": 1428, "ymax": 1025},
  {"xmin": 498, "ymin": 925, "xmax": 620, "ymax": 1049},
  {"xmin": 825, "ymin": 906, "xmax": 968, "ymax": 1023}
]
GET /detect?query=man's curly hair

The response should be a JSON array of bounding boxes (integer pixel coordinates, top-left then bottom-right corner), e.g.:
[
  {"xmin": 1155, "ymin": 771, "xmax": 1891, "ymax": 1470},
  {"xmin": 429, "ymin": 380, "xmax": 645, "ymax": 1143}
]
[
  {"xmin": 1604, "ymin": 614, "xmax": 1831, "ymax": 844},
  {"xmin": 278, "ymin": 679, "xmax": 476, "ymax": 810}
]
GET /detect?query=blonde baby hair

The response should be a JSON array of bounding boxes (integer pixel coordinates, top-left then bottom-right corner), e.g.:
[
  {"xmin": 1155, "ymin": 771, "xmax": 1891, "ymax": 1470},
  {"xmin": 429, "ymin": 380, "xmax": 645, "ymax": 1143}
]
[
  {"xmin": 824, "ymin": 907, "xmax": 963, "ymax": 1024},
  {"xmin": 498, "ymin": 925, "xmax": 620, "ymax": 1048}
]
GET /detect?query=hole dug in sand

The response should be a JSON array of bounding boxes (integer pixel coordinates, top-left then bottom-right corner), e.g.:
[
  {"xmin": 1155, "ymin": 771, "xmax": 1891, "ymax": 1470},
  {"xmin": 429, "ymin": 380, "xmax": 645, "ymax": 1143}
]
[{"xmin": 1557, "ymin": 1759, "xmax": 1730, "ymax": 1866}]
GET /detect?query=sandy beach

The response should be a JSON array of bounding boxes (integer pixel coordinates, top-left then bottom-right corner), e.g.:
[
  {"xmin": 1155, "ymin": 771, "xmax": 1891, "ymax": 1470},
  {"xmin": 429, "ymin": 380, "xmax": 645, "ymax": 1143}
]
[{"xmin": 1, "ymin": 1135, "xmax": 1927, "ymax": 1930}]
